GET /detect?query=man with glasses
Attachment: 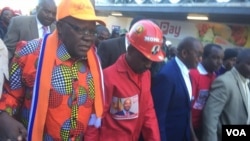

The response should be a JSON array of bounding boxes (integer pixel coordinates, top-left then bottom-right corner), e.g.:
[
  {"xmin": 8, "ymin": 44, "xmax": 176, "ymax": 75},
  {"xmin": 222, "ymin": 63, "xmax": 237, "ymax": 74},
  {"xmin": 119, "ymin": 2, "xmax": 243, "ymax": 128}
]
[
  {"xmin": 0, "ymin": 0, "xmax": 105, "ymax": 140},
  {"xmin": 4, "ymin": 0, "xmax": 56, "ymax": 60}
]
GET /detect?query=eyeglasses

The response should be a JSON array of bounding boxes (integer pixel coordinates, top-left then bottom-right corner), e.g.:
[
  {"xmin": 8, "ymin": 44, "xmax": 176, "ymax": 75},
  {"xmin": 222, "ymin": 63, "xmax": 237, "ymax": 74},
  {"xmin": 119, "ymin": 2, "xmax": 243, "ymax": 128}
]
[{"xmin": 62, "ymin": 21, "xmax": 97, "ymax": 37}]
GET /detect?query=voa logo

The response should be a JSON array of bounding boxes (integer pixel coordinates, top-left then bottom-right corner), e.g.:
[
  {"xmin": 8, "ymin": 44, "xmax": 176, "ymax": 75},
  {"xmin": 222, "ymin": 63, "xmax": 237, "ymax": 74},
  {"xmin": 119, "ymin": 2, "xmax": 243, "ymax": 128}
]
[{"xmin": 226, "ymin": 129, "xmax": 246, "ymax": 136}]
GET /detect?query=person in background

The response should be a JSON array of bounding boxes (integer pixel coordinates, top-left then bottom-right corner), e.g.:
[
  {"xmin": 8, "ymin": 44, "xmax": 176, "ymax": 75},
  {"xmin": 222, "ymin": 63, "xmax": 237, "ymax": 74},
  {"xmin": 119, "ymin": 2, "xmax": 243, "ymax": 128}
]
[
  {"xmin": 110, "ymin": 28, "xmax": 120, "ymax": 39},
  {"xmin": 0, "ymin": 39, "xmax": 8, "ymax": 98},
  {"xmin": 202, "ymin": 48, "xmax": 250, "ymax": 141},
  {"xmin": 4, "ymin": 0, "xmax": 57, "ymax": 60},
  {"xmin": 151, "ymin": 37, "xmax": 203, "ymax": 141},
  {"xmin": 0, "ymin": 7, "xmax": 15, "ymax": 39},
  {"xmin": 216, "ymin": 47, "xmax": 239, "ymax": 76},
  {"xmin": 95, "ymin": 24, "xmax": 110, "ymax": 47},
  {"xmin": 168, "ymin": 46, "xmax": 177, "ymax": 60},
  {"xmin": 119, "ymin": 28, "xmax": 128, "ymax": 37},
  {"xmin": 0, "ymin": 0, "xmax": 105, "ymax": 140},
  {"xmin": 189, "ymin": 43, "xmax": 224, "ymax": 141},
  {"xmin": 97, "ymin": 15, "xmax": 146, "ymax": 69},
  {"xmin": 86, "ymin": 20, "xmax": 163, "ymax": 141}
]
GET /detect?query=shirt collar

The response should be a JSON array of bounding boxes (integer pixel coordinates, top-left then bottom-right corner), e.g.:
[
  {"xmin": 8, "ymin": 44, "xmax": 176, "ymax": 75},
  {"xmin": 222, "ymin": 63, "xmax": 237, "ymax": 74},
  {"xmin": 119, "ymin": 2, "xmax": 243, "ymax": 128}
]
[
  {"xmin": 36, "ymin": 16, "xmax": 43, "ymax": 29},
  {"xmin": 197, "ymin": 63, "xmax": 208, "ymax": 75},
  {"xmin": 175, "ymin": 56, "xmax": 189, "ymax": 75},
  {"xmin": 125, "ymin": 36, "xmax": 129, "ymax": 51},
  {"xmin": 57, "ymin": 43, "xmax": 71, "ymax": 62}
]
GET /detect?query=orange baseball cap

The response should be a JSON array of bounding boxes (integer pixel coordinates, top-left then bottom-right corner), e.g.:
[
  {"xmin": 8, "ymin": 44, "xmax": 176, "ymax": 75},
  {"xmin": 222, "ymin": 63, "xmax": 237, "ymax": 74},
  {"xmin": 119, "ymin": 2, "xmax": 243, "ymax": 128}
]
[{"xmin": 56, "ymin": 0, "xmax": 105, "ymax": 25}]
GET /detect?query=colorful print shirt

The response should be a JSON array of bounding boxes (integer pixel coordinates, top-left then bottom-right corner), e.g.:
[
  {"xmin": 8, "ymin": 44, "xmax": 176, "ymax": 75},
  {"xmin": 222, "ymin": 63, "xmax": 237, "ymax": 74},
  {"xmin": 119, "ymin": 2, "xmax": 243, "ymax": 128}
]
[{"xmin": 0, "ymin": 39, "xmax": 95, "ymax": 140}]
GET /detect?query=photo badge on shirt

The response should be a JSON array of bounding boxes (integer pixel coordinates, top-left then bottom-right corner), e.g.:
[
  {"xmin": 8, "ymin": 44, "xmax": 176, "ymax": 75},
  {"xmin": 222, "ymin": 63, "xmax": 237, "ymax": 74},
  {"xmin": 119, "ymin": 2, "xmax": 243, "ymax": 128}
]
[
  {"xmin": 193, "ymin": 89, "xmax": 209, "ymax": 110},
  {"xmin": 110, "ymin": 95, "xmax": 139, "ymax": 120}
]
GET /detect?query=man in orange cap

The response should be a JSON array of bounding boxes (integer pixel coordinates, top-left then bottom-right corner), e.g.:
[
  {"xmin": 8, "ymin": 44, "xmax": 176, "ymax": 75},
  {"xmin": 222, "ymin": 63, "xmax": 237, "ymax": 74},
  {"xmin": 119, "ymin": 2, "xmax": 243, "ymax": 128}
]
[
  {"xmin": 85, "ymin": 20, "xmax": 163, "ymax": 141},
  {"xmin": 0, "ymin": 0, "xmax": 105, "ymax": 140}
]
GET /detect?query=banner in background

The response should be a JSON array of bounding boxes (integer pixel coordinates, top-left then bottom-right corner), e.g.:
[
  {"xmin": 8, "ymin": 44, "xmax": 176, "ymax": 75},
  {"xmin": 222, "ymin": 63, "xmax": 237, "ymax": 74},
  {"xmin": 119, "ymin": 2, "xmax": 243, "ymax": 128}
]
[{"xmin": 158, "ymin": 20, "xmax": 250, "ymax": 48}]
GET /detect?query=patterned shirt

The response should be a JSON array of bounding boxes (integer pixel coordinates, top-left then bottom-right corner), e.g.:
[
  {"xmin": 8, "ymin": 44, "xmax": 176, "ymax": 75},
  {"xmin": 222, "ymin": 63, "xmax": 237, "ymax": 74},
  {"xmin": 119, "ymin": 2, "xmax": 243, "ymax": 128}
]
[{"xmin": 0, "ymin": 39, "xmax": 95, "ymax": 140}]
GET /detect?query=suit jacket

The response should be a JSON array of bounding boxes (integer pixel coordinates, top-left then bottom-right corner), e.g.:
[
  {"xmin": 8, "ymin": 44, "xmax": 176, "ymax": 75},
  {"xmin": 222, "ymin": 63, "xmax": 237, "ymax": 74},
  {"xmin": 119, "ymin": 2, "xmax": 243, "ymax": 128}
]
[
  {"xmin": 202, "ymin": 67, "xmax": 248, "ymax": 141},
  {"xmin": 3, "ymin": 15, "xmax": 56, "ymax": 59},
  {"xmin": 151, "ymin": 59, "xmax": 191, "ymax": 141},
  {"xmin": 97, "ymin": 36, "xmax": 126, "ymax": 69},
  {"xmin": 115, "ymin": 110, "xmax": 134, "ymax": 116}
]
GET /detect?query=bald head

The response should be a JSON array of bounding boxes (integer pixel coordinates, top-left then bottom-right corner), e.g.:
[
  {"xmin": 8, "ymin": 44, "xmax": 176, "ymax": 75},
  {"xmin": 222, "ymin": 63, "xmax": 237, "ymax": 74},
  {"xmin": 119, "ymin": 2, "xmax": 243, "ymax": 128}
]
[
  {"xmin": 177, "ymin": 37, "xmax": 201, "ymax": 54},
  {"xmin": 236, "ymin": 48, "xmax": 250, "ymax": 63},
  {"xmin": 235, "ymin": 48, "xmax": 250, "ymax": 78},
  {"xmin": 176, "ymin": 37, "xmax": 203, "ymax": 69}
]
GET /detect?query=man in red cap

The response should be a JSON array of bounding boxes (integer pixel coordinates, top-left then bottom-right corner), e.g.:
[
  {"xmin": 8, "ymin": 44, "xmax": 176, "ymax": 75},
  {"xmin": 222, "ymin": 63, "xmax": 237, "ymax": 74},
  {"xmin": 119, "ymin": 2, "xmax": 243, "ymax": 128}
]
[
  {"xmin": 0, "ymin": 0, "xmax": 105, "ymax": 140},
  {"xmin": 86, "ymin": 20, "xmax": 163, "ymax": 141}
]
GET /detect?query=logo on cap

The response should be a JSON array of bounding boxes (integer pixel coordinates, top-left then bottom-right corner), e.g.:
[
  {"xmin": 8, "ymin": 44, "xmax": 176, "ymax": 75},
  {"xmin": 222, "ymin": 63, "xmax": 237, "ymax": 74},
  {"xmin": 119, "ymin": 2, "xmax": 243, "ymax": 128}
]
[
  {"xmin": 151, "ymin": 45, "xmax": 160, "ymax": 55},
  {"xmin": 135, "ymin": 25, "xmax": 144, "ymax": 34}
]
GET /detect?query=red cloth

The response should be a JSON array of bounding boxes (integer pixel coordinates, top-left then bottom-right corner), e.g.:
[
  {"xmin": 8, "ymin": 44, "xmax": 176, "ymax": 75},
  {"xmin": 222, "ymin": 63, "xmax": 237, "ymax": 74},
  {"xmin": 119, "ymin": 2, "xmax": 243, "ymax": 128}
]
[
  {"xmin": 190, "ymin": 68, "xmax": 216, "ymax": 129},
  {"xmin": 85, "ymin": 54, "xmax": 160, "ymax": 141}
]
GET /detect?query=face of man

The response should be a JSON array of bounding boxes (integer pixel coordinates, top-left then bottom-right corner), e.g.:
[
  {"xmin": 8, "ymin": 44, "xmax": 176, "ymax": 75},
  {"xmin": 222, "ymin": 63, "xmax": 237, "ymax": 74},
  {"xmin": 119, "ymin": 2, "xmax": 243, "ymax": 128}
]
[
  {"xmin": 123, "ymin": 99, "xmax": 132, "ymax": 112},
  {"xmin": 224, "ymin": 57, "xmax": 237, "ymax": 70},
  {"xmin": 1, "ymin": 9, "xmax": 14, "ymax": 24},
  {"xmin": 37, "ymin": 0, "xmax": 56, "ymax": 26},
  {"xmin": 238, "ymin": 58, "xmax": 250, "ymax": 79},
  {"xmin": 127, "ymin": 46, "xmax": 153, "ymax": 74},
  {"xmin": 95, "ymin": 30, "xmax": 110, "ymax": 47},
  {"xmin": 204, "ymin": 47, "xmax": 224, "ymax": 72},
  {"xmin": 184, "ymin": 41, "xmax": 203, "ymax": 69},
  {"xmin": 57, "ymin": 16, "xmax": 96, "ymax": 59}
]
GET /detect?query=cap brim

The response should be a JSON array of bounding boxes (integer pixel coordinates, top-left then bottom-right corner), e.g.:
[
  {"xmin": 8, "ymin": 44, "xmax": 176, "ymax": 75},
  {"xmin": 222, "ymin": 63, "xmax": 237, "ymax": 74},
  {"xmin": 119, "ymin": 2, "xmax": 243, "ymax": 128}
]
[
  {"xmin": 141, "ymin": 50, "xmax": 165, "ymax": 62},
  {"xmin": 71, "ymin": 14, "xmax": 106, "ymax": 26}
]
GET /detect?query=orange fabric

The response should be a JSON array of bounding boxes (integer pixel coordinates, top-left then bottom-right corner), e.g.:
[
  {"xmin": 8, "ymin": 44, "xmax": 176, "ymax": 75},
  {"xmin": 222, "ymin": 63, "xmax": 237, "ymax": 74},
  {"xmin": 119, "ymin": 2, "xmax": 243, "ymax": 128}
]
[
  {"xmin": 56, "ymin": 0, "xmax": 105, "ymax": 25},
  {"xmin": 31, "ymin": 31, "xmax": 58, "ymax": 140}
]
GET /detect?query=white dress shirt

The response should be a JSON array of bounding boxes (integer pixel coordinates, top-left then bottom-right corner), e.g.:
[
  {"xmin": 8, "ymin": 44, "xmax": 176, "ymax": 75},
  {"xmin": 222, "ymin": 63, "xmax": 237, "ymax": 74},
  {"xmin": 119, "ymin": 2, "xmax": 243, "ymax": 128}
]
[
  {"xmin": 234, "ymin": 67, "xmax": 250, "ymax": 124},
  {"xmin": 36, "ymin": 17, "xmax": 50, "ymax": 38},
  {"xmin": 175, "ymin": 57, "xmax": 192, "ymax": 100}
]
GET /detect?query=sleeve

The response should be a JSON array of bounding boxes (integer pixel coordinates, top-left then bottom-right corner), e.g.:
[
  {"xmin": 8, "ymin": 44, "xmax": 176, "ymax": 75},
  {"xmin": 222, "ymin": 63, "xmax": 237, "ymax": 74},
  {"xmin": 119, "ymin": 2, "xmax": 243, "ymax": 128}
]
[
  {"xmin": 97, "ymin": 41, "xmax": 110, "ymax": 69},
  {"xmin": 201, "ymin": 77, "xmax": 228, "ymax": 141},
  {"xmin": 141, "ymin": 90, "xmax": 160, "ymax": 141},
  {"xmin": 151, "ymin": 71, "xmax": 174, "ymax": 141},
  {"xmin": 85, "ymin": 70, "xmax": 113, "ymax": 141},
  {"xmin": 3, "ymin": 17, "xmax": 19, "ymax": 59},
  {"xmin": 0, "ymin": 41, "xmax": 28, "ymax": 116}
]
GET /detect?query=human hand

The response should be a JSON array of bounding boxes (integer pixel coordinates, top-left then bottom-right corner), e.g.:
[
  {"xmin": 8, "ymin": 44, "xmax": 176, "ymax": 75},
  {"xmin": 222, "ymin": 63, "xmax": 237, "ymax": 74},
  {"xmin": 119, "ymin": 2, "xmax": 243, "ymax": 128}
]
[{"xmin": 0, "ymin": 112, "xmax": 27, "ymax": 141}]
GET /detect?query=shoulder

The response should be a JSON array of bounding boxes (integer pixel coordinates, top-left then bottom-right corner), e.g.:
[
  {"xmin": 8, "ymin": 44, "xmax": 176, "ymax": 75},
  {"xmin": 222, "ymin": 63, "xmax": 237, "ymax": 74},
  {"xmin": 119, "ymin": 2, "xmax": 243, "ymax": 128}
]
[
  {"xmin": 101, "ymin": 37, "xmax": 124, "ymax": 46},
  {"xmin": 15, "ymin": 39, "xmax": 42, "ymax": 57},
  {"xmin": 12, "ymin": 15, "xmax": 34, "ymax": 22}
]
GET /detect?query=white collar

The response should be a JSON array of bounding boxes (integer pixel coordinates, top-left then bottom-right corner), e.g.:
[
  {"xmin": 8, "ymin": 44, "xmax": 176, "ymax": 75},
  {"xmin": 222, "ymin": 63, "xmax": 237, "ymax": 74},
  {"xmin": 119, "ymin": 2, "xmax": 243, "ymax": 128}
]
[
  {"xmin": 36, "ymin": 16, "xmax": 44, "ymax": 29},
  {"xmin": 125, "ymin": 36, "xmax": 128, "ymax": 51},
  {"xmin": 175, "ymin": 56, "xmax": 189, "ymax": 75},
  {"xmin": 197, "ymin": 63, "xmax": 208, "ymax": 75}
]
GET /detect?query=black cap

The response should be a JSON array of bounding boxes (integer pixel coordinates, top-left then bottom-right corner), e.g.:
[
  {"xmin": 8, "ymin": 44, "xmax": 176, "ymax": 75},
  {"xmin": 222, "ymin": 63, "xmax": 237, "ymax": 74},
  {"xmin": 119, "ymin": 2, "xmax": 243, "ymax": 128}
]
[{"xmin": 224, "ymin": 48, "xmax": 238, "ymax": 60}]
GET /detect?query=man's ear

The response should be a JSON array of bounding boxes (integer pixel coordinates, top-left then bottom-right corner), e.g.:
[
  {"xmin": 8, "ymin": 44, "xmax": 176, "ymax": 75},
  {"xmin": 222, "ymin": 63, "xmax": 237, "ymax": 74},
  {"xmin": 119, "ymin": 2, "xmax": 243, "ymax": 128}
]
[{"xmin": 181, "ymin": 49, "xmax": 188, "ymax": 59}]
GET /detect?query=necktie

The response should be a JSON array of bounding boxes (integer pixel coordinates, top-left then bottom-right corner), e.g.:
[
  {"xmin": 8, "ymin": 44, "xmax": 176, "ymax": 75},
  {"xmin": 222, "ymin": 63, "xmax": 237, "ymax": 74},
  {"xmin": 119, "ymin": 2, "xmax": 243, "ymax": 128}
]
[{"xmin": 42, "ymin": 26, "xmax": 48, "ymax": 37}]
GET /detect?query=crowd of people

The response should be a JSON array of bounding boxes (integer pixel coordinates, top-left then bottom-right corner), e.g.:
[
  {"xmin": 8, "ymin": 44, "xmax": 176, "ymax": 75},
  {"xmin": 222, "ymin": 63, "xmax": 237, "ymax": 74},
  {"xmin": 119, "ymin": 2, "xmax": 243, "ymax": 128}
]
[{"xmin": 0, "ymin": 0, "xmax": 248, "ymax": 141}]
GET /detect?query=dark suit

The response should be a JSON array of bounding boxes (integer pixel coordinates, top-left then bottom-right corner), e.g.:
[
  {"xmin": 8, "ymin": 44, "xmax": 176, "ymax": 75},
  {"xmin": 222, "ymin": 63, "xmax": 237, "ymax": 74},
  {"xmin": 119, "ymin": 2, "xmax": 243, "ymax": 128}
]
[
  {"xmin": 151, "ymin": 58, "xmax": 191, "ymax": 141},
  {"xmin": 97, "ymin": 36, "xmax": 126, "ymax": 69},
  {"xmin": 4, "ymin": 15, "xmax": 56, "ymax": 59},
  {"xmin": 115, "ymin": 110, "xmax": 134, "ymax": 115}
]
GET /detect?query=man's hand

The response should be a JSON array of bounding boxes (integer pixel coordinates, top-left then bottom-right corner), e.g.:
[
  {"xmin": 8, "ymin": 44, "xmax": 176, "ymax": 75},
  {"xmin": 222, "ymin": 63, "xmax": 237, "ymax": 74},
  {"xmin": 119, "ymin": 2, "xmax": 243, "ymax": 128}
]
[{"xmin": 0, "ymin": 112, "xmax": 27, "ymax": 141}]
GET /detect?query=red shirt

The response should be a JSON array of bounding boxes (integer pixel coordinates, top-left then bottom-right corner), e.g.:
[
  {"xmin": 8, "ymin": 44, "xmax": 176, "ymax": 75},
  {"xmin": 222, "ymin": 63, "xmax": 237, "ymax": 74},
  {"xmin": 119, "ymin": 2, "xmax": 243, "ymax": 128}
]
[
  {"xmin": 190, "ymin": 64, "xmax": 216, "ymax": 129},
  {"xmin": 98, "ymin": 54, "xmax": 159, "ymax": 141}
]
